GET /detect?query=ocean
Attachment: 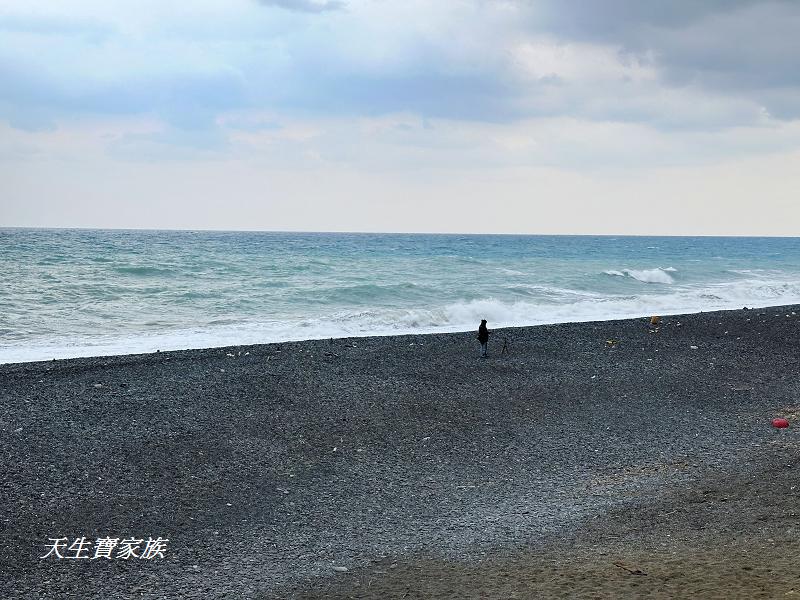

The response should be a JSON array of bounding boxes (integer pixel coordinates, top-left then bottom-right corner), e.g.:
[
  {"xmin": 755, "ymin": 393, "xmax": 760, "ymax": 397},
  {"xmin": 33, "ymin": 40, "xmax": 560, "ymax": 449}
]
[{"xmin": 2, "ymin": 228, "xmax": 800, "ymax": 364}]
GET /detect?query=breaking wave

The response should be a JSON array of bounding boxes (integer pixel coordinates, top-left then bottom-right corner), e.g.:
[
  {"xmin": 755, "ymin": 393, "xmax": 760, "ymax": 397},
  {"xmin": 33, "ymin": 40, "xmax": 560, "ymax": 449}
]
[
  {"xmin": 6, "ymin": 275, "xmax": 800, "ymax": 364},
  {"xmin": 604, "ymin": 267, "xmax": 676, "ymax": 284}
]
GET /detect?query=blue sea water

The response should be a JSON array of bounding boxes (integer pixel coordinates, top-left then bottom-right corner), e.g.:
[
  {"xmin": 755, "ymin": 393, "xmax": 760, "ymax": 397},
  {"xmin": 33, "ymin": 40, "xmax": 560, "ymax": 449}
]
[{"xmin": 2, "ymin": 228, "xmax": 800, "ymax": 363}]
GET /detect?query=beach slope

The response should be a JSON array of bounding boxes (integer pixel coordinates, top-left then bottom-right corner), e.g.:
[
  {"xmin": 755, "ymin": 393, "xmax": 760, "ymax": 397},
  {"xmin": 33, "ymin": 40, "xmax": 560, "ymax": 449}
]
[{"xmin": 2, "ymin": 306, "xmax": 800, "ymax": 598}]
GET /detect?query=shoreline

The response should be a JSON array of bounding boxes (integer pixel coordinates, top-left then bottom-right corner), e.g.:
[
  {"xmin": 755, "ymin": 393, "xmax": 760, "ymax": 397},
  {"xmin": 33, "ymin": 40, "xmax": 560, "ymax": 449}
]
[
  {"xmin": 3, "ymin": 302, "xmax": 797, "ymax": 368},
  {"xmin": 3, "ymin": 303, "xmax": 800, "ymax": 598}
]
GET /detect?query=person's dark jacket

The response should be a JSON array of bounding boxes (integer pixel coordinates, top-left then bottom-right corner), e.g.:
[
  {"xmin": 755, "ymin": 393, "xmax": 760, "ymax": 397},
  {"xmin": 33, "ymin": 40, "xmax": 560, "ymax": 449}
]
[{"xmin": 478, "ymin": 323, "xmax": 489, "ymax": 344}]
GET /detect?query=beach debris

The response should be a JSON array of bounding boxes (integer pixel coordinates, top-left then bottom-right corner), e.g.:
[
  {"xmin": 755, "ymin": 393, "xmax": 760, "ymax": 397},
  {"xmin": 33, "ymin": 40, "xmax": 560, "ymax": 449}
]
[
  {"xmin": 93, "ymin": 383, "xmax": 103, "ymax": 388},
  {"xmin": 226, "ymin": 353, "xmax": 235, "ymax": 357},
  {"xmin": 613, "ymin": 562, "xmax": 647, "ymax": 576},
  {"xmin": 605, "ymin": 339, "xmax": 618, "ymax": 348},
  {"xmin": 332, "ymin": 566, "xmax": 348, "ymax": 573},
  {"xmin": 501, "ymin": 338, "xmax": 509, "ymax": 354},
  {"xmin": 690, "ymin": 345, "xmax": 699, "ymax": 350},
  {"xmin": 650, "ymin": 315, "xmax": 661, "ymax": 326},
  {"xmin": 772, "ymin": 418, "xmax": 790, "ymax": 429}
]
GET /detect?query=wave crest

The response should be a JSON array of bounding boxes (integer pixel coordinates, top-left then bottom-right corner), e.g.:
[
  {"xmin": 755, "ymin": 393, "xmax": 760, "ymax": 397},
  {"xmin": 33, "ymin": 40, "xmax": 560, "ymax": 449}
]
[{"xmin": 604, "ymin": 267, "xmax": 676, "ymax": 284}]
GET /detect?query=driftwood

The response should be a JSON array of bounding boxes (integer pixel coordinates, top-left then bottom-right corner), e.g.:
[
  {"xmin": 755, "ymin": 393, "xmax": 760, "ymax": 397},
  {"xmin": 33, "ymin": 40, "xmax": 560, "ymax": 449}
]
[{"xmin": 613, "ymin": 561, "xmax": 647, "ymax": 576}]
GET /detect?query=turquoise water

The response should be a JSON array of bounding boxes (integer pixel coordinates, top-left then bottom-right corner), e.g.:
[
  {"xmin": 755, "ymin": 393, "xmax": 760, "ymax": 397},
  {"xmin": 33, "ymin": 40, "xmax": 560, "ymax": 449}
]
[{"xmin": 2, "ymin": 228, "xmax": 800, "ymax": 363}]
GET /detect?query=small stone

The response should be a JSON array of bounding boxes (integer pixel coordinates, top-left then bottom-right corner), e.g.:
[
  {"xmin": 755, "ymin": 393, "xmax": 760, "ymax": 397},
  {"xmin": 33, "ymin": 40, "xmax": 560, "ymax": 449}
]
[
  {"xmin": 93, "ymin": 383, "xmax": 103, "ymax": 388},
  {"xmin": 333, "ymin": 566, "xmax": 348, "ymax": 572},
  {"xmin": 690, "ymin": 345, "xmax": 699, "ymax": 350}
]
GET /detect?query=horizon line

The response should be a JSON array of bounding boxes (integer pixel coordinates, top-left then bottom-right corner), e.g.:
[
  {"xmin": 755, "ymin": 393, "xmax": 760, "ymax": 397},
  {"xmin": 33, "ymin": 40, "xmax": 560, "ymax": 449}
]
[{"xmin": 1, "ymin": 225, "xmax": 799, "ymax": 239}]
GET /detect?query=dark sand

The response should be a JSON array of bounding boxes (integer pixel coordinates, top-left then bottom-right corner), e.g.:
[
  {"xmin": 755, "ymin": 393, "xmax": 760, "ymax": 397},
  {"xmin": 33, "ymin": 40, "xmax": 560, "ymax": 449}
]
[{"xmin": 2, "ymin": 306, "xmax": 800, "ymax": 599}]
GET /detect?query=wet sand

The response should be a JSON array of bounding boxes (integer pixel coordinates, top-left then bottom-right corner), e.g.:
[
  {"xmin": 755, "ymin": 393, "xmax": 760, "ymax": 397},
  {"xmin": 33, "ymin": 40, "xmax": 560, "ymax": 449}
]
[{"xmin": 2, "ymin": 305, "xmax": 800, "ymax": 598}]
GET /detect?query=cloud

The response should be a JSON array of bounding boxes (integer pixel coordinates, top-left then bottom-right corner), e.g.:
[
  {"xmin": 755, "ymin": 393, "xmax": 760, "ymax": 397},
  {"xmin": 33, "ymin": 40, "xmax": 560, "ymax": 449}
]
[
  {"xmin": 255, "ymin": 0, "xmax": 346, "ymax": 13},
  {"xmin": 1, "ymin": 0, "xmax": 799, "ymax": 169},
  {"xmin": 0, "ymin": 55, "xmax": 246, "ymax": 131},
  {"xmin": 526, "ymin": 0, "xmax": 800, "ymax": 117},
  {"xmin": 528, "ymin": 0, "xmax": 765, "ymax": 43},
  {"xmin": 0, "ymin": 14, "xmax": 115, "ymax": 41}
]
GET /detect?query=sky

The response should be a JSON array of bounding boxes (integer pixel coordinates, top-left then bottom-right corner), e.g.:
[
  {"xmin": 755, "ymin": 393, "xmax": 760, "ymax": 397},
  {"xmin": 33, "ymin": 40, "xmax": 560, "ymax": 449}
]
[{"xmin": 1, "ymin": 0, "xmax": 799, "ymax": 235}]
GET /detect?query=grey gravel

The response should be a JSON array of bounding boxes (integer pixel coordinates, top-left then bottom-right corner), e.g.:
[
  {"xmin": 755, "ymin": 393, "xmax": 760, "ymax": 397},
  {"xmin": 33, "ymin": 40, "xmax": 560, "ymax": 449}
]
[{"xmin": 1, "ymin": 305, "xmax": 799, "ymax": 598}]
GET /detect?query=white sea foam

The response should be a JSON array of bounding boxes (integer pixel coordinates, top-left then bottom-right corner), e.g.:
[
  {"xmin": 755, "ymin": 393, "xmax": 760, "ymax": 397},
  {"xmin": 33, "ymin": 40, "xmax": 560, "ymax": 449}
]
[
  {"xmin": 604, "ymin": 267, "xmax": 676, "ymax": 284},
  {"xmin": 5, "ymin": 275, "xmax": 800, "ymax": 364}
]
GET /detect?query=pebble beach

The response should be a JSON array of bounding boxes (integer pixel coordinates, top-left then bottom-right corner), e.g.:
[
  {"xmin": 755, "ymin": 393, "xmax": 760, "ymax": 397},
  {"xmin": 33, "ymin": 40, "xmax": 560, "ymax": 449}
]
[{"xmin": 3, "ymin": 305, "xmax": 800, "ymax": 598}]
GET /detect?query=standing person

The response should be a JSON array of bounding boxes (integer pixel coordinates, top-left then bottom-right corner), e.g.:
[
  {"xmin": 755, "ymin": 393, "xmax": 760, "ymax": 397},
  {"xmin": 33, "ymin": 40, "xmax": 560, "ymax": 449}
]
[{"xmin": 477, "ymin": 319, "xmax": 489, "ymax": 358}]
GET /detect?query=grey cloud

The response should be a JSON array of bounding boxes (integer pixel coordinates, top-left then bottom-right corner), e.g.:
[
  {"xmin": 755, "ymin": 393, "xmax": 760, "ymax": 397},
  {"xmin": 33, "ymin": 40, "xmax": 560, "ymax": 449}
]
[
  {"xmin": 255, "ymin": 0, "xmax": 346, "ymax": 13},
  {"xmin": 527, "ymin": 0, "xmax": 800, "ymax": 118},
  {"xmin": 530, "ymin": 0, "xmax": 765, "ymax": 44},
  {"xmin": 3, "ymin": 0, "xmax": 797, "ymax": 145}
]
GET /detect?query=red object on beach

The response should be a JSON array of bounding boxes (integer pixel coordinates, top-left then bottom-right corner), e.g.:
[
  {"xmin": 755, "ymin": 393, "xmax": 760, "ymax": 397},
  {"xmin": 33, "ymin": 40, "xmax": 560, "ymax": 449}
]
[{"xmin": 772, "ymin": 418, "xmax": 790, "ymax": 428}]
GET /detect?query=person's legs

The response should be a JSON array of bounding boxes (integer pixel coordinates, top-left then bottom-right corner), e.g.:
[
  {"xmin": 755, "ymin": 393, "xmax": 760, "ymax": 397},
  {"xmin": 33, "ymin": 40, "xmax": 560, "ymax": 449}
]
[{"xmin": 480, "ymin": 342, "xmax": 487, "ymax": 357}]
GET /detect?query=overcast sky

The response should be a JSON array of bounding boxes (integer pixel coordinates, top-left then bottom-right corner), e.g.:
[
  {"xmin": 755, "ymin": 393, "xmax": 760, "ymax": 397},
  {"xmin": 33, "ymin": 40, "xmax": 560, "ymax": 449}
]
[{"xmin": 2, "ymin": 0, "xmax": 799, "ymax": 234}]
